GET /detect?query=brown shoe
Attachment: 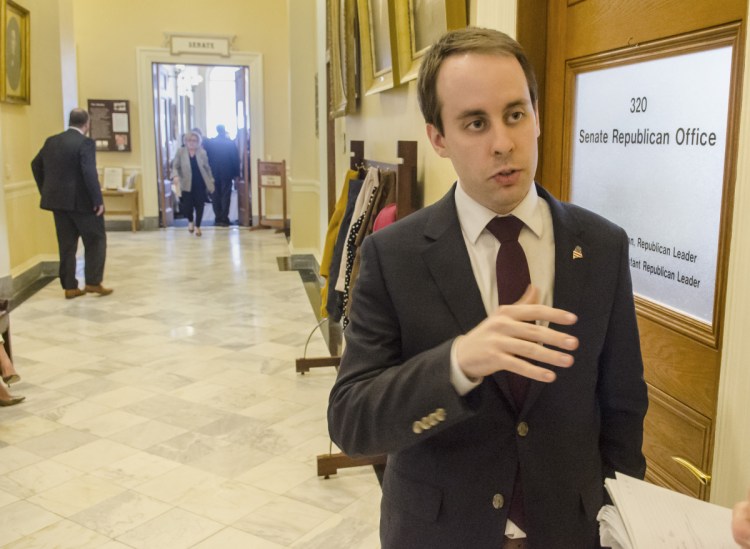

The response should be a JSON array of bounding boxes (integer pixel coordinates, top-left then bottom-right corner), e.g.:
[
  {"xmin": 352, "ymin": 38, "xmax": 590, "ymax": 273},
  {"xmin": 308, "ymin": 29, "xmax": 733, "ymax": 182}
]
[
  {"xmin": 84, "ymin": 284, "xmax": 113, "ymax": 296},
  {"xmin": 65, "ymin": 288, "xmax": 86, "ymax": 299}
]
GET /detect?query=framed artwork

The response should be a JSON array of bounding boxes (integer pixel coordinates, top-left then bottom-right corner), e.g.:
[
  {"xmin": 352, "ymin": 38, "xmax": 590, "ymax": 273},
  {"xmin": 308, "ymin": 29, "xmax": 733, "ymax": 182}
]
[
  {"xmin": 328, "ymin": 0, "xmax": 357, "ymax": 118},
  {"xmin": 393, "ymin": 0, "xmax": 466, "ymax": 84},
  {"xmin": 1, "ymin": 0, "xmax": 30, "ymax": 104},
  {"xmin": 357, "ymin": 0, "xmax": 398, "ymax": 95}
]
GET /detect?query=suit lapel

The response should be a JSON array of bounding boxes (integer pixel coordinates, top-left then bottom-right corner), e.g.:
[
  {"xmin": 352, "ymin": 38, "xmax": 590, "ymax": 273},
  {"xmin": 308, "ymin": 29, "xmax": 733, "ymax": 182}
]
[
  {"xmin": 522, "ymin": 185, "xmax": 588, "ymax": 414},
  {"xmin": 540, "ymin": 185, "xmax": 587, "ymax": 319},
  {"xmin": 421, "ymin": 186, "xmax": 486, "ymax": 335}
]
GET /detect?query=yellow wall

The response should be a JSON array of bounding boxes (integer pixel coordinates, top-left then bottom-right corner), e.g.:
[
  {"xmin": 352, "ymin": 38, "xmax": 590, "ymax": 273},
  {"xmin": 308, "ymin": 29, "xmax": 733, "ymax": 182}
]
[
  {"xmin": 288, "ymin": 0, "xmax": 321, "ymax": 255},
  {"xmin": 71, "ymin": 0, "xmax": 290, "ymax": 220},
  {"xmin": 72, "ymin": 0, "xmax": 290, "ymax": 165},
  {"xmin": 1, "ymin": 0, "xmax": 68, "ymax": 280}
]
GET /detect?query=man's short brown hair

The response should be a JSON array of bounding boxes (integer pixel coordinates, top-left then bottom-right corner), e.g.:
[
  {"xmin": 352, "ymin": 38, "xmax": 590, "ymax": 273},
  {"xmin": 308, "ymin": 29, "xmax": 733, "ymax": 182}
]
[
  {"xmin": 417, "ymin": 27, "xmax": 538, "ymax": 135},
  {"xmin": 68, "ymin": 108, "xmax": 89, "ymax": 128}
]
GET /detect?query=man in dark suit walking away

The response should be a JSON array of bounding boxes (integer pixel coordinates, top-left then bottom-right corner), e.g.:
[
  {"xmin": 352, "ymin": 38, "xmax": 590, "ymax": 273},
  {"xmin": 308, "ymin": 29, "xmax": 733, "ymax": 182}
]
[
  {"xmin": 32, "ymin": 108, "xmax": 113, "ymax": 299},
  {"xmin": 328, "ymin": 28, "xmax": 648, "ymax": 549},
  {"xmin": 205, "ymin": 124, "xmax": 240, "ymax": 227}
]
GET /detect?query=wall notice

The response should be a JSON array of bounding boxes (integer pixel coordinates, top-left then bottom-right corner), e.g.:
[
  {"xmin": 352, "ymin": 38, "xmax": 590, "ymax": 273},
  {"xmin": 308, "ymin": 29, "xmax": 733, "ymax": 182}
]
[
  {"xmin": 570, "ymin": 46, "xmax": 732, "ymax": 324},
  {"xmin": 88, "ymin": 99, "xmax": 131, "ymax": 152}
]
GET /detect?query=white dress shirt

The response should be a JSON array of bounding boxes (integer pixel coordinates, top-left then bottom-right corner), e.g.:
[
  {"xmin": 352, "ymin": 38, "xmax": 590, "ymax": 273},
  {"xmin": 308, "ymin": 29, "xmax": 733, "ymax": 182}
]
[{"xmin": 448, "ymin": 182, "xmax": 555, "ymax": 540}]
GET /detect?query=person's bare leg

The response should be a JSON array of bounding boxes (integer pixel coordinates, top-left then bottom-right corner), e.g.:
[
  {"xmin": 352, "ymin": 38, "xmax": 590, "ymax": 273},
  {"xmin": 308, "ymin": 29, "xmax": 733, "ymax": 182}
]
[{"xmin": 0, "ymin": 345, "xmax": 19, "ymax": 385}]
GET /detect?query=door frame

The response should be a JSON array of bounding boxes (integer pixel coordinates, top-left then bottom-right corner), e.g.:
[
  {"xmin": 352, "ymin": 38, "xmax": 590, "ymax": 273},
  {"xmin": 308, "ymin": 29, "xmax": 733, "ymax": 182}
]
[{"xmin": 136, "ymin": 48, "xmax": 264, "ymax": 228}]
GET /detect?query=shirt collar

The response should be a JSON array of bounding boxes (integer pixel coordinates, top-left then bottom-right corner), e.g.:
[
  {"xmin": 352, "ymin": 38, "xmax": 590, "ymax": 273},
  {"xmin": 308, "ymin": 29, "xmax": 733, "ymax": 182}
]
[
  {"xmin": 454, "ymin": 182, "xmax": 544, "ymax": 244},
  {"xmin": 69, "ymin": 126, "xmax": 85, "ymax": 135}
]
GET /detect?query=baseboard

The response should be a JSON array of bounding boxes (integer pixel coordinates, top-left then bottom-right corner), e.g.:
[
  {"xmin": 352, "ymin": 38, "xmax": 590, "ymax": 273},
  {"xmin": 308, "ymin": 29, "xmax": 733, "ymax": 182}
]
[
  {"xmin": 4, "ymin": 261, "xmax": 57, "ymax": 311},
  {"xmin": 104, "ymin": 216, "xmax": 160, "ymax": 231}
]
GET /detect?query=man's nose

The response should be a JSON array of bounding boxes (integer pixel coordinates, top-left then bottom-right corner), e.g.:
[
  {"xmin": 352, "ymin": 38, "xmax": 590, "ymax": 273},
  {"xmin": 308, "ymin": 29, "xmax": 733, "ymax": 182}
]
[{"xmin": 491, "ymin": 126, "xmax": 513, "ymax": 156}]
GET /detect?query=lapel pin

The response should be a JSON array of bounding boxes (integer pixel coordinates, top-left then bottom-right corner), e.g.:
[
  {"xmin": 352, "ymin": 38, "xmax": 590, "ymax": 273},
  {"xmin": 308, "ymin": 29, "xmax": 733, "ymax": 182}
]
[{"xmin": 572, "ymin": 245, "xmax": 583, "ymax": 260}]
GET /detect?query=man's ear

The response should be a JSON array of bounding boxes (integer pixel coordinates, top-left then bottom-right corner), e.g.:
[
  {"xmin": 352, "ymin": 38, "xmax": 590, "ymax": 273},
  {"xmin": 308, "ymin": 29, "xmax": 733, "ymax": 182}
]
[
  {"xmin": 426, "ymin": 124, "xmax": 449, "ymax": 158},
  {"xmin": 534, "ymin": 101, "xmax": 541, "ymax": 138}
]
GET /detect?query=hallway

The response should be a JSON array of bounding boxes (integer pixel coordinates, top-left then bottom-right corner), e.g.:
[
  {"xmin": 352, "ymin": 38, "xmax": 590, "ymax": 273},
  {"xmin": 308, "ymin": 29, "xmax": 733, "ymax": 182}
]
[{"xmin": 0, "ymin": 227, "xmax": 380, "ymax": 548}]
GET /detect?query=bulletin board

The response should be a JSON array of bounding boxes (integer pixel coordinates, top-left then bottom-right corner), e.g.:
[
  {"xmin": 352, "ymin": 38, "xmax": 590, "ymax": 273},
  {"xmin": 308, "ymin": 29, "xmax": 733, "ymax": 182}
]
[{"xmin": 88, "ymin": 99, "xmax": 131, "ymax": 152}]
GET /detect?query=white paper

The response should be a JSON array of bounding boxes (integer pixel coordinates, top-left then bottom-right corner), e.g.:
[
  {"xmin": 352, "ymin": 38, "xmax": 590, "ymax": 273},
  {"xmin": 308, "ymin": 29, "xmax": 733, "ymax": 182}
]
[
  {"xmin": 112, "ymin": 112, "xmax": 129, "ymax": 132},
  {"xmin": 600, "ymin": 473, "xmax": 736, "ymax": 549},
  {"xmin": 103, "ymin": 167, "xmax": 123, "ymax": 190}
]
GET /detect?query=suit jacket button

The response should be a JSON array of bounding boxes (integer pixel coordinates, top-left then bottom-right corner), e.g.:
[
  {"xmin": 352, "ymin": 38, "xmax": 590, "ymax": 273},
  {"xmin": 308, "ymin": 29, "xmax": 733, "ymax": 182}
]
[
  {"xmin": 517, "ymin": 421, "xmax": 529, "ymax": 437},
  {"xmin": 434, "ymin": 408, "xmax": 446, "ymax": 421},
  {"xmin": 419, "ymin": 419, "xmax": 431, "ymax": 430},
  {"xmin": 412, "ymin": 421, "xmax": 423, "ymax": 434},
  {"xmin": 492, "ymin": 493, "xmax": 505, "ymax": 509},
  {"xmin": 427, "ymin": 413, "xmax": 439, "ymax": 426}
]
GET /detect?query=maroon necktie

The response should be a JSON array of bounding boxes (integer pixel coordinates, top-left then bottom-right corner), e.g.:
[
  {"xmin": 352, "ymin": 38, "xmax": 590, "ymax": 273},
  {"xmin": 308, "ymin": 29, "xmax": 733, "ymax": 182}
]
[{"xmin": 486, "ymin": 215, "xmax": 530, "ymax": 533}]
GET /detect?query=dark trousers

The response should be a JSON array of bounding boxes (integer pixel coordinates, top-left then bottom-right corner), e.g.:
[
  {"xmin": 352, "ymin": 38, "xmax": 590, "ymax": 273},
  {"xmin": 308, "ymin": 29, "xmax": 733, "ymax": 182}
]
[
  {"xmin": 180, "ymin": 191, "xmax": 205, "ymax": 227},
  {"xmin": 53, "ymin": 210, "xmax": 107, "ymax": 290},
  {"xmin": 212, "ymin": 178, "xmax": 232, "ymax": 224}
]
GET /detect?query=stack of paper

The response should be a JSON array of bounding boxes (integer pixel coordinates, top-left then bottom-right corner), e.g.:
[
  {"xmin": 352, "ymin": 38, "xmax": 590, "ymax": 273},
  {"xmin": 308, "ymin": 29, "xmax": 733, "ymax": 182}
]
[{"xmin": 598, "ymin": 472, "xmax": 737, "ymax": 548}]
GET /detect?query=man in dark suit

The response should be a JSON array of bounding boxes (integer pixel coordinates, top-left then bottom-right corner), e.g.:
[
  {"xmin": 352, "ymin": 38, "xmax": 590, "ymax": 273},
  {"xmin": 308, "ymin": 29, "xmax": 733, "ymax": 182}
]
[
  {"xmin": 32, "ymin": 108, "xmax": 113, "ymax": 299},
  {"xmin": 328, "ymin": 28, "xmax": 648, "ymax": 549},
  {"xmin": 205, "ymin": 124, "xmax": 240, "ymax": 227}
]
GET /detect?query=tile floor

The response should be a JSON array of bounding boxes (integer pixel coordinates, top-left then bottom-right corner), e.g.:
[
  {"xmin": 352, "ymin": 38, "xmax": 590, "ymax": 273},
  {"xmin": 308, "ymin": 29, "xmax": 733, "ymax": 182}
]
[{"xmin": 0, "ymin": 227, "xmax": 381, "ymax": 548}]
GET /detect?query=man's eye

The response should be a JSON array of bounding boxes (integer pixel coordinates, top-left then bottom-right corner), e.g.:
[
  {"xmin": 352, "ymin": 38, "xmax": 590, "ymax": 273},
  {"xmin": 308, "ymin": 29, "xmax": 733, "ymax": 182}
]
[
  {"xmin": 467, "ymin": 120, "xmax": 485, "ymax": 130},
  {"xmin": 508, "ymin": 111, "xmax": 525, "ymax": 123}
]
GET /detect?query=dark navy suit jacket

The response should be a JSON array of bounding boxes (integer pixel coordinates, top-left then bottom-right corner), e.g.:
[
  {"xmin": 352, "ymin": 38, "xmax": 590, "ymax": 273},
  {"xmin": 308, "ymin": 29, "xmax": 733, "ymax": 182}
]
[
  {"xmin": 32, "ymin": 128, "xmax": 102, "ymax": 213},
  {"xmin": 328, "ymin": 183, "xmax": 648, "ymax": 549}
]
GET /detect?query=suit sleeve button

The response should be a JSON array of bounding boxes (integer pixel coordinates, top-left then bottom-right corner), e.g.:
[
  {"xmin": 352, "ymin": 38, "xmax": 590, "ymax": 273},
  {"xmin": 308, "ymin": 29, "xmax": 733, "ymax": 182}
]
[
  {"xmin": 434, "ymin": 408, "xmax": 446, "ymax": 421},
  {"xmin": 517, "ymin": 421, "xmax": 529, "ymax": 437},
  {"xmin": 419, "ymin": 419, "xmax": 431, "ymax": 430},
  {"xmin": 492, "ymin": 494, "xmax": 505, "ymax": 509},
  {"xmin": 412, "ymin": 421, "xmax": 423, "ymax": 434}
]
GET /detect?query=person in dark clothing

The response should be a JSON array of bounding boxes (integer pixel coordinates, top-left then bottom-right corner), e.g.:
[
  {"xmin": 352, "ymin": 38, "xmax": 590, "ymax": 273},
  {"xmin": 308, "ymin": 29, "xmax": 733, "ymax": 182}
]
[
  {"xmin": 205, "ymin": 124, "xmax": 240, "ymax": 226},
  {"xmin": 31, "ymin": 108, "xmax": 113, "ymax": 299}
]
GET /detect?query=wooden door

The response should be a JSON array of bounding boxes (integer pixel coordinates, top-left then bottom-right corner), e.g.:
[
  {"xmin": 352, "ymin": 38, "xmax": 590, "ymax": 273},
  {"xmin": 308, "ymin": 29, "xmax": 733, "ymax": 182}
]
[
  {"xmin": 235, "ymin": 67, "xmax": 252, "ymax": 227},
  {"xmin": 152, "ymin": 64, "xmax": 174, "ymax": 227},
  {"xmin": 530, "ymin": 0, "xmax": 747, "ymax": 500}
]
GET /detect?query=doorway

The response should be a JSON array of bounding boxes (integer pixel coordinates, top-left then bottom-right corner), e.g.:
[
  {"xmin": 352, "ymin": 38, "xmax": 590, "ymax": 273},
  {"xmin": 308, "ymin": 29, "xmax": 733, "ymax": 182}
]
[{"xmin": 151, "ymin": 63, "xmax": 252, "ymax": 228}]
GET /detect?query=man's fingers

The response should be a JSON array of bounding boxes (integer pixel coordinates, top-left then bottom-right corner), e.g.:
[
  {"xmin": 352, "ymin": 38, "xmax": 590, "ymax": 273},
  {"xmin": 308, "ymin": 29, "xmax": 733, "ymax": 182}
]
[
  {"xmin": 494, "ymin": 303, "xmax": 578, "ymax": 326},
  {"xmin": 506, "ymin": 337, "xmax": 575, "ymax": 368},
  {"xmin": 487, "ymin": 316, "xmax": 578, "ymax": 352},
  {"xmin": 501, "ymin": 355, "xmax": 558, "ymax": 383}
]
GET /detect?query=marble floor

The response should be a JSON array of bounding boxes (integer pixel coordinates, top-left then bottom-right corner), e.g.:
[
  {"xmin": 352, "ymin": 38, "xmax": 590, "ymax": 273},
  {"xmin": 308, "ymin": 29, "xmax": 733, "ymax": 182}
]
[{"xmin": 0, "ymin": 227, "xmax": 381, "ymax": 548}]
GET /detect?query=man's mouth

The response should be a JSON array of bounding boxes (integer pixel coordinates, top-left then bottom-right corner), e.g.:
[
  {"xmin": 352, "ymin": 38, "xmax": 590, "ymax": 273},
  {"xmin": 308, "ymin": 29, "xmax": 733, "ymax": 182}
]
[{"xmin": 491, "ymin": 169, "xmax": 519, "ymax": 184}]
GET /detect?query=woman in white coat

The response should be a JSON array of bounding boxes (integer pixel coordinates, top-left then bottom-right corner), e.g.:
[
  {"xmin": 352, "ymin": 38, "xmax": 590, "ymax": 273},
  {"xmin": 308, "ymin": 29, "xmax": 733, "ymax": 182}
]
[{"xmin": 172, "ymin": 131, "xmax": 215, "ymax": 236}]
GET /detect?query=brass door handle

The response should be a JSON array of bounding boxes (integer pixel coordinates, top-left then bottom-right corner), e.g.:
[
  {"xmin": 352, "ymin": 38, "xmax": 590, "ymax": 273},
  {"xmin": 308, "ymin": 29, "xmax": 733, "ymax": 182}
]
[{"xmin": 671, "ymin": 456, "xmax": 711, "ymax": 485}]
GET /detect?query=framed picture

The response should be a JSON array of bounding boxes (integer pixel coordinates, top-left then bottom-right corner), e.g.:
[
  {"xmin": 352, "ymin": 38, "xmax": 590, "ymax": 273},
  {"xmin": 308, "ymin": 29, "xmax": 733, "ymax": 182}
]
[
  {"xmin": 1, "ymin": 0, "xmax": 30, "ymax": 104},
  {"xmin": 357, "ymin": 0, "xmax": 398, "ymax": 95},
  {"xmin": 393, "ymin": 0, "xmax": 466, "ymax": 84},
  {"xmin": 328, "ymin": 0, "xmax": 357, "ymax": 118}
]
